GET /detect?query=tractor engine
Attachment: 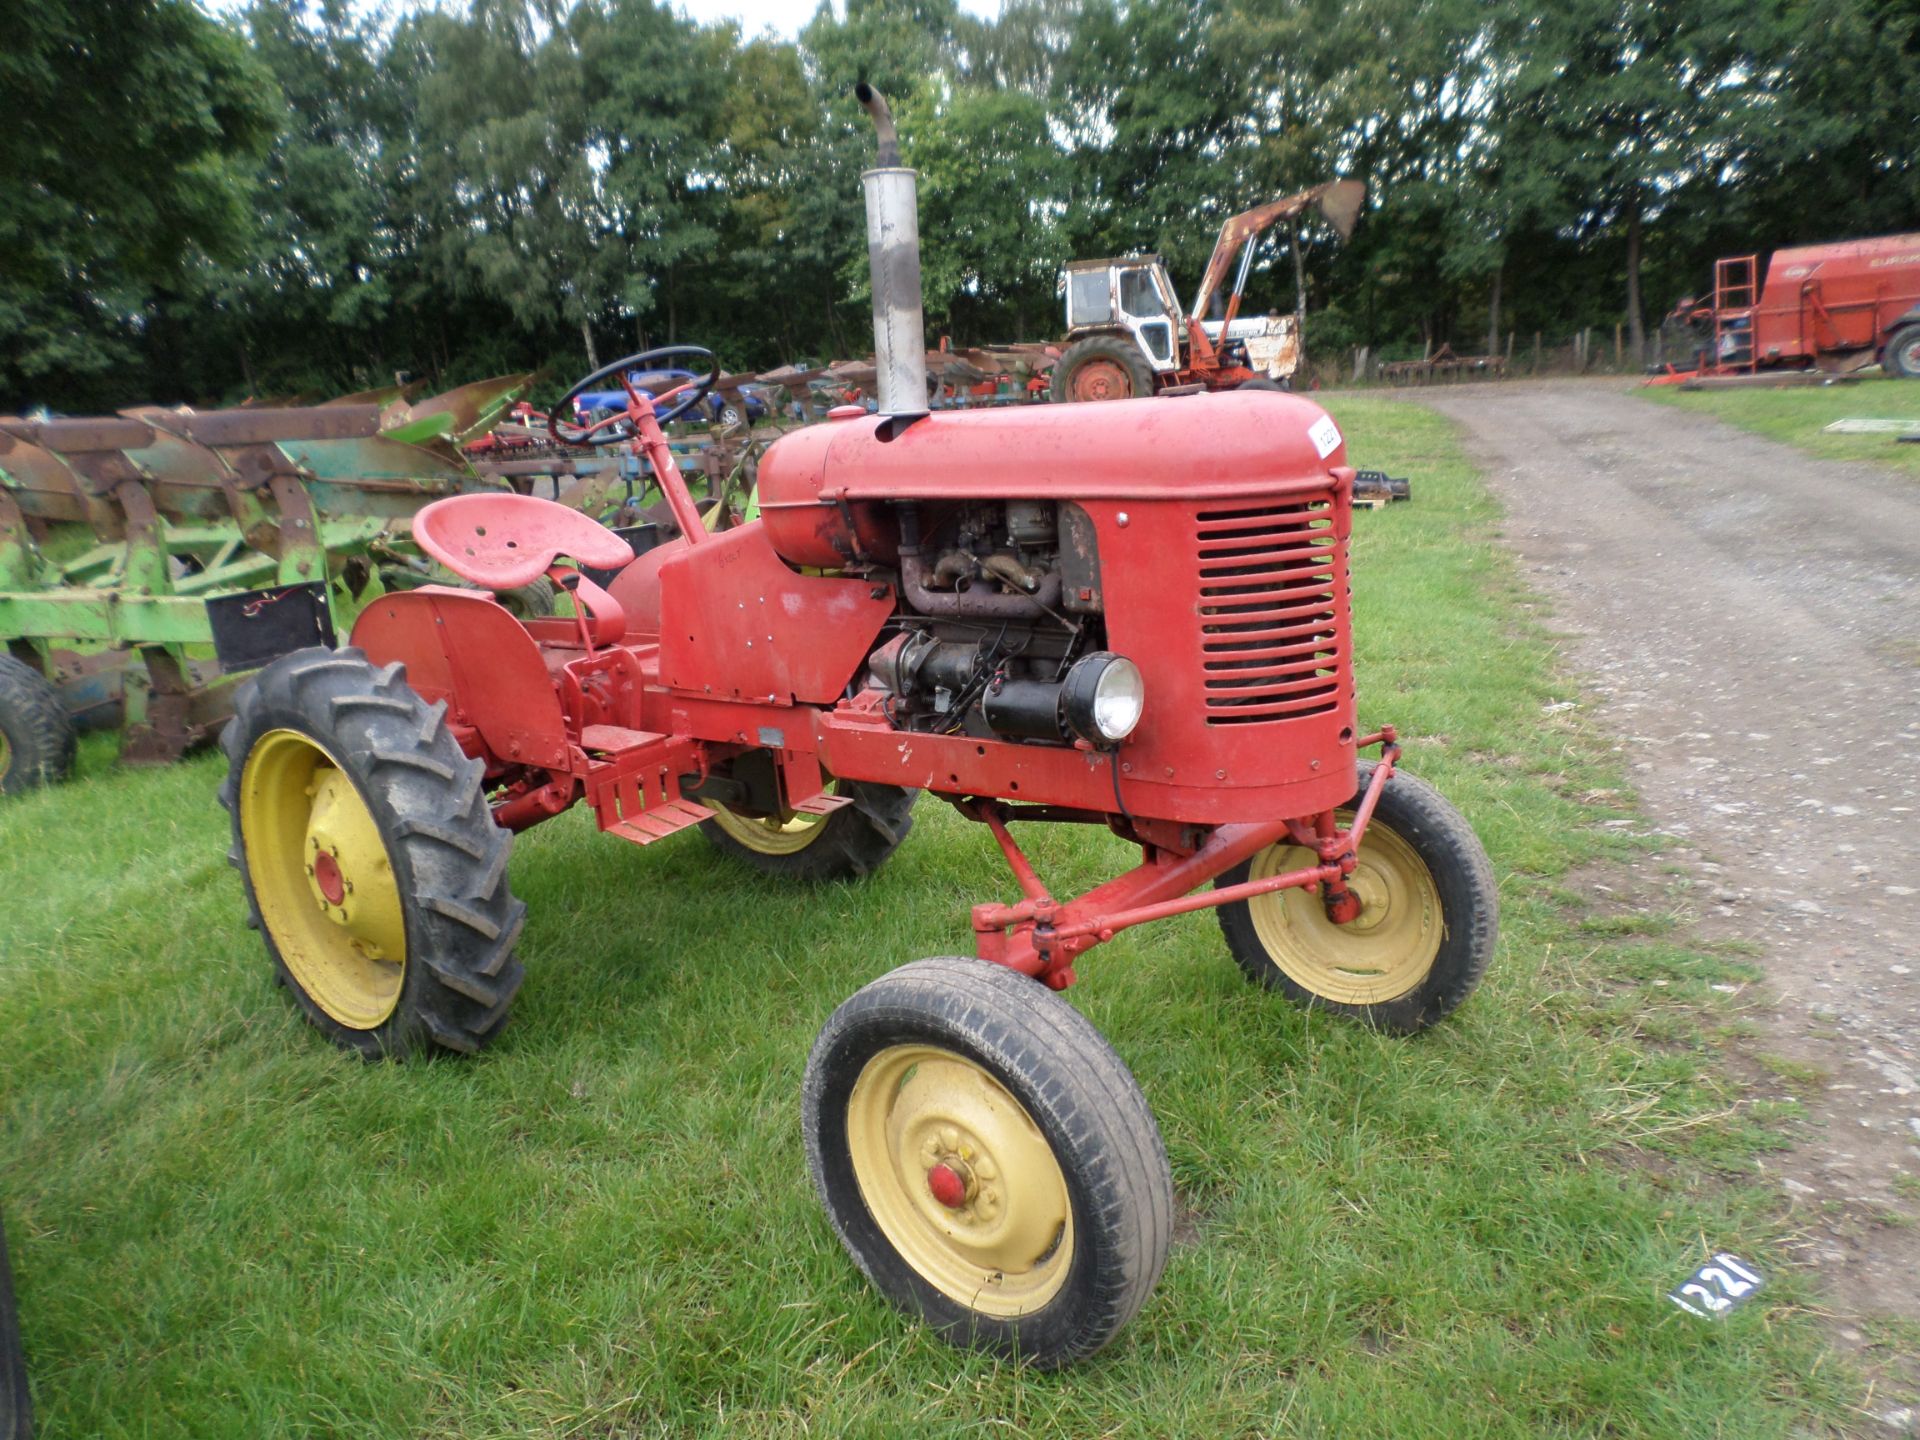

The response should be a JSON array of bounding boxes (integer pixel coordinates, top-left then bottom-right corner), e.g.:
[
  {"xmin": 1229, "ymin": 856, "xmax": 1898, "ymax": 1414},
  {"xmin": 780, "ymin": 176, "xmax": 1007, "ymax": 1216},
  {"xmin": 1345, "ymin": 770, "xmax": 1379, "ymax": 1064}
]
[
  {"xmin": 753, "ymin": 389, "xmax": 1361, "ymax": 824},
  {"xmin": 866, "ymin": 496, "xmax": 1137, "ymax": 747}
]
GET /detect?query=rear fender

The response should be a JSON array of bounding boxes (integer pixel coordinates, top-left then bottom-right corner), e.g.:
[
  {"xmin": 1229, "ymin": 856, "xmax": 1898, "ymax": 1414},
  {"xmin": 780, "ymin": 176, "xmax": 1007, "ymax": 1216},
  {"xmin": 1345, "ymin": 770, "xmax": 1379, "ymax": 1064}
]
[{"xmin": 350, "ymin": 587, "xmax": 571, "ymax": 769}]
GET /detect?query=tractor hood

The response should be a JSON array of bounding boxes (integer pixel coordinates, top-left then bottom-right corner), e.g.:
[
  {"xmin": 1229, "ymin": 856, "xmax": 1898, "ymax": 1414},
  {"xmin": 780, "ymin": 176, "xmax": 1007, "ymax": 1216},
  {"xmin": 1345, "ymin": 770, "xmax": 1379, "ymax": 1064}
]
[{"xmin": 757, "ymin": 390, "xmax": 1350, "ymax": 568}]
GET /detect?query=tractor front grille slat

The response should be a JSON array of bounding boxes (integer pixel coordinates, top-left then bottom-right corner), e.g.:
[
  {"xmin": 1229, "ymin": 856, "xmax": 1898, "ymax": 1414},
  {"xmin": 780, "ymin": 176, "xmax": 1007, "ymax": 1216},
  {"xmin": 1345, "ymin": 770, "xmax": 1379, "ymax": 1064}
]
[{"xmin": 1194, "ymin": 494, "xmax": 1345, "ymax": 726}]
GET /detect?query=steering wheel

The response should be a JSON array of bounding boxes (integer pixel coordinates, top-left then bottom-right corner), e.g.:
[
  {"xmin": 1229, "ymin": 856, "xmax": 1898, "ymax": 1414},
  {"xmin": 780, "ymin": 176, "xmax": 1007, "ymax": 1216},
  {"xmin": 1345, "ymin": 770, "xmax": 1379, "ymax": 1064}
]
[{"xmin": 548, "ymin": 346, "xmax": 721, "ymax": 447}]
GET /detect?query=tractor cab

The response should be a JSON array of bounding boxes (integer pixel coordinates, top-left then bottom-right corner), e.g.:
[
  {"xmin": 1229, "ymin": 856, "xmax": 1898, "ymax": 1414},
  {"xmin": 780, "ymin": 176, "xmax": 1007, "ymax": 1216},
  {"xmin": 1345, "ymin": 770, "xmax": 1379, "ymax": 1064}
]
[{"xmin": 1062, "ymin": 256, "xmax": 1184, "ymax": 373}]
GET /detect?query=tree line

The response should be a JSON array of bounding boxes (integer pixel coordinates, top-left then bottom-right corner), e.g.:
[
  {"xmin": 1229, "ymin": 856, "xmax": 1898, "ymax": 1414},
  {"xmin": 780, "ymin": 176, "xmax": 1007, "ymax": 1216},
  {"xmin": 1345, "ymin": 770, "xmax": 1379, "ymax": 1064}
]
[{"xmin": 4, "ymin": 0, "xmax": 1916, "ymax": 413}]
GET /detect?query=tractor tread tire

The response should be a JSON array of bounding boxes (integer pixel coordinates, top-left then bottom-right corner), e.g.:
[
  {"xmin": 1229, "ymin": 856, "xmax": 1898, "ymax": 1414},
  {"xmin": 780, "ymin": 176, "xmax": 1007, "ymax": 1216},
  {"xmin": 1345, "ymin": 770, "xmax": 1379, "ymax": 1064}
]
[
  {"xmin": 701, "ymin": 780, "xmax": 917, "ymax": 881},
  {"xmin": 1050, "ymin": 334, "xmax": 1156, "ymax": 404},
  {"xmin": 0, "ymin": 655, "xmax": 76, "ymax": 797},
  {"xmin": 0, "ymin": 1212, "xmax": 29, "ymax": 1440},
  {"xmin": 1884, "ymin": 323, "xmax": 1920, "ymax": 380},
  {"xmin": 220, "ymin": 646, "xmax": 525, "ymax": 1059},
  {"xmin": 804, "ymin": 956, "xmax": 1172, "ymax": 1369},
  {"xmin": 1216, "ymin": 763, "xmax": 1497, "ymax": 1034}
]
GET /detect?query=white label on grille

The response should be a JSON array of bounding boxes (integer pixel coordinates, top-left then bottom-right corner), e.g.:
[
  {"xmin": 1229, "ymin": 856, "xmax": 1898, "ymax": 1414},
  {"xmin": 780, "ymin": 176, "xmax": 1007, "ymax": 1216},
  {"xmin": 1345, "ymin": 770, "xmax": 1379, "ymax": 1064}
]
[{"xmin": 1307, "ymin": 414, "xmax": 1342, "ymax": 458}]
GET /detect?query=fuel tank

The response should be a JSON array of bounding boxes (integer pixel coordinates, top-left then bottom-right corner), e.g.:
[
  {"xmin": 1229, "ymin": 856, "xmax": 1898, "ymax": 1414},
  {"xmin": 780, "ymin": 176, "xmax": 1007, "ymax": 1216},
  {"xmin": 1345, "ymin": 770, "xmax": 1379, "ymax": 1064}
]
[{"xmin": 756, "ymin": 389, "xmax": 1348, "ymax": 569}]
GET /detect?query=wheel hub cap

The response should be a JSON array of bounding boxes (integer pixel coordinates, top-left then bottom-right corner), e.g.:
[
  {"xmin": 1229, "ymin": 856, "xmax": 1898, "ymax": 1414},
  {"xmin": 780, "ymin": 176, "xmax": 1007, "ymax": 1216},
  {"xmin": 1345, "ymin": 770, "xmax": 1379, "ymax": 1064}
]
[{"xmin": 1071, "ymin": 359, "xmax": 1133, "ymax": 402}]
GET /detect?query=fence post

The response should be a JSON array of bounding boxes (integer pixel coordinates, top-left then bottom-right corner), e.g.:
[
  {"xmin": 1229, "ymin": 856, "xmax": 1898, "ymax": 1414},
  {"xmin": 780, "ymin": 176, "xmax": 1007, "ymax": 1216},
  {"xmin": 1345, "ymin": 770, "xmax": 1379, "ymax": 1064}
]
[
  {"xmin": 1533, "ymin": 331, "xmax": 1542, "ymax": 373},
  {"xmin": 1614, "ymin": 323, "xmax": 1623, "ymax": 369}
]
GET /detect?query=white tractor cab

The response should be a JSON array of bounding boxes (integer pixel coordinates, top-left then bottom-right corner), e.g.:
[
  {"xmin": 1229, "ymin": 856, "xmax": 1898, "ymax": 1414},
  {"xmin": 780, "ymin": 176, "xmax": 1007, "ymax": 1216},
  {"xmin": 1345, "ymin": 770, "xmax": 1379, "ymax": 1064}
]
[{"xmin": 1050, "ymin": 180, "xmax": 1366, "ymax": 404}]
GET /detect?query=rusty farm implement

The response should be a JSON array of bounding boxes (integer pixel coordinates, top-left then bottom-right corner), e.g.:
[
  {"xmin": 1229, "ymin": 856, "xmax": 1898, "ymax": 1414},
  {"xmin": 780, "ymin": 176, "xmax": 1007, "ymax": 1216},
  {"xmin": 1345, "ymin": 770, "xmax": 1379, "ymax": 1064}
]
[{"xmin": 217, "ymin": 87, "xmax": 1499, "ymax": 1367}]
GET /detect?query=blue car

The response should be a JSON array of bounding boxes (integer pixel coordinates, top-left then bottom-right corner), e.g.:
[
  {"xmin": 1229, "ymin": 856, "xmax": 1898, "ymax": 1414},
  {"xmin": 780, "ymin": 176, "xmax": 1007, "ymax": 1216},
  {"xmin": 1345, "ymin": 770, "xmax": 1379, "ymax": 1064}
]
[{"xmin": 573, "ymin": 368, "xmax": 771, "ymax": 428}]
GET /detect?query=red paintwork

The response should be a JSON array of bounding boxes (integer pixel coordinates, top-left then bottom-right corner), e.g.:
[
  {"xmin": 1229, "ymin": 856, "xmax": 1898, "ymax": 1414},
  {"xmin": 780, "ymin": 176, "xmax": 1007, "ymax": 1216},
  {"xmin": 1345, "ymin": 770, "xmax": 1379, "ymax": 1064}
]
[
  {"xmin": 655, "ymin": 523, "xmax": 895, "ymax": 706},
  {"xmin": 926, "ymin": 1164, "xmax": 967, "ymax": 1209},
  {"xmin": 349, "ymin": 380, "xmax": 1384, "ymax": 983},
  {"xmin": 414, "ymin": 492, "xmax": 635, "ymax": 589},
  {"xmin": 313, "ymin": 850, "xmax": 345, "ymax": 905}
]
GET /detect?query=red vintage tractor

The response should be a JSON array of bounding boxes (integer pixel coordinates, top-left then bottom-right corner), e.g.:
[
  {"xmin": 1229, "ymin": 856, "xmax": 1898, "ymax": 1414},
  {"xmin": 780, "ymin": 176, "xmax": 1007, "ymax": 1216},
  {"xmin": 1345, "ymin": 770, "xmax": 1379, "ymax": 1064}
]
[{"xmin": 219, "ymin": 87, "xmax": 1497, "ymax": 1367}]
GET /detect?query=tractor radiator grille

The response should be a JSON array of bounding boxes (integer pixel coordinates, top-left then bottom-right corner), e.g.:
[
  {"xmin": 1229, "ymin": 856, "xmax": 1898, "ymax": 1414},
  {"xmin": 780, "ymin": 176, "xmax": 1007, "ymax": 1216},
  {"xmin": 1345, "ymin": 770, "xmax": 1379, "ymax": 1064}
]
[{"xmin": 1194, "ymin": 492, "xmax": 1346, "ymax": 725}]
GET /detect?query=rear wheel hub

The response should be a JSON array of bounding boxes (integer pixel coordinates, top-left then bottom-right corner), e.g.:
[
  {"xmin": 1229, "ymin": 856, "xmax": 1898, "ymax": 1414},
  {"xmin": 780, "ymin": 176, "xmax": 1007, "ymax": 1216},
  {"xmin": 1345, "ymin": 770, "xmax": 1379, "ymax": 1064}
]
[
  {"xmin": 1069, "ymin": 359, "xmax": 1135, "ymax": 402},
  {"xmin": 241, "ymin": 730, "xmax": 409, "ymax": 1030}
]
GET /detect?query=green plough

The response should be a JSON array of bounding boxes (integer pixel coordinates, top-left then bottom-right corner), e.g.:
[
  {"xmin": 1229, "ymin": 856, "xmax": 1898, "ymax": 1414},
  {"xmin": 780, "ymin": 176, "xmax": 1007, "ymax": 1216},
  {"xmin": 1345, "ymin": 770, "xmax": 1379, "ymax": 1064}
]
[{"xmin": 0, "ymin": 376, "xmax": 568, "ymax": 792}]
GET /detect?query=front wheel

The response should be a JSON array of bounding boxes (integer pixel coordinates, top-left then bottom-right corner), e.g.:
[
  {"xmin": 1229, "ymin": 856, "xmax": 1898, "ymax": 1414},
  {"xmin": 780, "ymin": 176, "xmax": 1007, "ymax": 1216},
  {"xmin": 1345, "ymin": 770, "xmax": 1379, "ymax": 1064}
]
[
  {"xmin": 804, "ymin": 957, "xmax": 1172, "ymax": 1368},
  {"xmin": 220, "ymin": 647, "xmax": 525, "ymax": 1058},
  {"xmin": 1216, "ymin": 764, "xmax": 1497, "ymax": 1033}
]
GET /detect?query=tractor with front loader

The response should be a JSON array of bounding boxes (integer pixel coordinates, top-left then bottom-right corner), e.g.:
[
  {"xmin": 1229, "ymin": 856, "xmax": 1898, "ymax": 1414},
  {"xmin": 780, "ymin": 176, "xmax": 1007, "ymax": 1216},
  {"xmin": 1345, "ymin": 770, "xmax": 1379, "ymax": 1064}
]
[
  {"xmin": 220, "ymin": 88, "xmax": 1496, "ymax": 1367},
  {"xmin": 1049, "ymin": 180, "xmax": 1366, "ymax": 403}
]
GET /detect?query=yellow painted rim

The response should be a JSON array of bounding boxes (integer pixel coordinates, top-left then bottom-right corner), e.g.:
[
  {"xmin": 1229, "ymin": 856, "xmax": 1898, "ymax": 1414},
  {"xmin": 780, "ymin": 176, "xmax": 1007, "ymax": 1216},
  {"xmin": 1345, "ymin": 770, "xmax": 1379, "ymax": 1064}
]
[
  {"xmin": 239, "ymin": 729, "xmax": 408, "ymax": 1029},
  {"xmin": 1246, "ymin": 811, "xmax": 1442, "ymax": 1006},
  {"xmin": 847, "ymin": 1044, "xmax": 1074, "ymax": 1317},
  {"xmin": 703, "ymin": 778, "xmax": 837, "ymax": 856},
  {"xmin": 0, "ymin": 727, "xmax": 12, "ymax": 782}
]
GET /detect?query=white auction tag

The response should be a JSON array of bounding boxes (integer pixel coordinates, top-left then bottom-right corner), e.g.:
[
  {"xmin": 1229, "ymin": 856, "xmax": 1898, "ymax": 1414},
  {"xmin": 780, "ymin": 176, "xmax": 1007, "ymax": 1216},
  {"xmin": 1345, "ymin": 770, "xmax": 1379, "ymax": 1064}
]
[
  {"xmin": 1307, "ymin": 413, "xmax": 1342, "ymax": 459},
  {"xmin": 1668, "ymin": 1253, "xmax": 1765, "ymax": 1319}
]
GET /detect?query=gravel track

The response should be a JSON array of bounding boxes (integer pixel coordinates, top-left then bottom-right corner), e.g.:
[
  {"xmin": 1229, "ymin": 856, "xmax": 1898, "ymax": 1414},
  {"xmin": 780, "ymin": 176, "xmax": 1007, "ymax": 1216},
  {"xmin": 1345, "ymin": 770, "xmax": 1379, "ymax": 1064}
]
[{"xmin": 1417, "ymin": 379, "xmax": 1919, "ymax": 1391}]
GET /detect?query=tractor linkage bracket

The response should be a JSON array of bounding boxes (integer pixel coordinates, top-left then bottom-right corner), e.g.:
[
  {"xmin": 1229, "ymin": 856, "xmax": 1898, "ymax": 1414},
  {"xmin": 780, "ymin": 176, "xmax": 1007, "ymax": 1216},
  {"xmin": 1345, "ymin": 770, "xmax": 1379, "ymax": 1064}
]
[{"xmin": 969, "ymin": 730, "xmax": 1400, "ymax": 990}]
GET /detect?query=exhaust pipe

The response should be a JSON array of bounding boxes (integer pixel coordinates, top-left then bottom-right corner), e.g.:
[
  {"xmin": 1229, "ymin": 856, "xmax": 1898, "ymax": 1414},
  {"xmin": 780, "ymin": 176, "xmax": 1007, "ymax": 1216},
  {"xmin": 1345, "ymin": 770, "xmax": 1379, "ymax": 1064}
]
[{"xmin": 855, "ymin": 83, "xmax": 929, "ymax": 419}]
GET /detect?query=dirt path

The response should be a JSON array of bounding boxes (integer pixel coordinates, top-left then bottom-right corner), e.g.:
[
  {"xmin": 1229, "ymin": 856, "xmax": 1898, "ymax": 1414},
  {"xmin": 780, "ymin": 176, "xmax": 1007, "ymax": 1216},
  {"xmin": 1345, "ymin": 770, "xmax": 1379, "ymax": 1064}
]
[{"xmin": 1418, "ymin": 379, "xmax": 1919, "ymax": 1413}]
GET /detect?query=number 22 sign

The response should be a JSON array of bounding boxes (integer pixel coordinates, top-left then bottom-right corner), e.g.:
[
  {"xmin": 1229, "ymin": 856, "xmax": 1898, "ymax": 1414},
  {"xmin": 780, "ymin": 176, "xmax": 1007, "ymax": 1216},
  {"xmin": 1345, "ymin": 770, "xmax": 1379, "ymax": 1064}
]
[{"xmin": 1669, "ymin": 1253, "xmax": 1766, "ymax": 1319}]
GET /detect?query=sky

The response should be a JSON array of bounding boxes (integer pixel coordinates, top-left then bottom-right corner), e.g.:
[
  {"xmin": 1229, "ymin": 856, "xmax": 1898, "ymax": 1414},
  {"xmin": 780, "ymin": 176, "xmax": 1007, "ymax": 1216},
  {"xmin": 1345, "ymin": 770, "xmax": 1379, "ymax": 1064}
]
[{"xmin": 201, "ymin": 0, "xmax": 1005, "ymax": 42}]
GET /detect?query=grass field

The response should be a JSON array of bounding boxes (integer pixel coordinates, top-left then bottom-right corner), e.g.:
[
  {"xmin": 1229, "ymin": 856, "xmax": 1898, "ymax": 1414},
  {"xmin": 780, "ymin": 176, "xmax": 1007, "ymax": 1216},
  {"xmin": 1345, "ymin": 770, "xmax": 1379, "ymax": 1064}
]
[
  {"xmin": 0, "ymin": 397, "xmax": 1848, "ymax": 1437},
  {"xmin": 1644, "ymin": 373, "xmax": 1920, "ymax": 474}
]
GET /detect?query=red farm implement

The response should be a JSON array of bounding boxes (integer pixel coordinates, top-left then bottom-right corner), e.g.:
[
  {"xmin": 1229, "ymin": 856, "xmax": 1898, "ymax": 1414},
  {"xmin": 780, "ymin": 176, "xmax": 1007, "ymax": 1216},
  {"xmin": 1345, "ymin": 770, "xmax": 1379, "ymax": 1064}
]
[
  {"xmin": 218, "ymin": 87, "xmax": 1498, "ymax": 1367},
  {"xmin": 1653, "ymin": 231, "xmax": 1920, "ymax": 383}
]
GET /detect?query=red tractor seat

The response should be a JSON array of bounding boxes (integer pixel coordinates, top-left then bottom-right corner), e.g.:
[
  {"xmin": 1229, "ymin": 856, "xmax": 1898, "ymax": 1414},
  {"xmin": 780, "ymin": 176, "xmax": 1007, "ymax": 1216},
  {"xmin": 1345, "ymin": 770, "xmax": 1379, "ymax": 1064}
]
[{"xmin": 413, "ymin": 493, "xmax": 637, "ymax": 591}]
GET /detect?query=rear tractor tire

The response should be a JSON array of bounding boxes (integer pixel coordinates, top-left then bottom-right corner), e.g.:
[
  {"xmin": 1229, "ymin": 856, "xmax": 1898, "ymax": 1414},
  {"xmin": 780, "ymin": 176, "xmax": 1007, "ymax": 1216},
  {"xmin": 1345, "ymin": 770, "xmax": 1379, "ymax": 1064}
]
[
  {"xmin": 0, "ymin": 656, "xmax": 76, "ymax": 797},
  {"xmin": 1216, "ymin": 764, "xmax": 1497, "ymax": 1034},
  {"xmin": 701, "ymin": 779, "xmax": 916, "ymax": 881},
  {"xmin": 804, "ymin": 957, "xmax": 1172, "ymax": 1368},
  {"xmin": 1050, "ymin": 335, "xmax": 1156, "ymax": 404},
  {"xmin": 1884, "ymin": 324, "xmax": 1920, "ymax": 380},
  {"xmin": 220, "ymin": 646, "xmax": 525, "ymax": 1058}
]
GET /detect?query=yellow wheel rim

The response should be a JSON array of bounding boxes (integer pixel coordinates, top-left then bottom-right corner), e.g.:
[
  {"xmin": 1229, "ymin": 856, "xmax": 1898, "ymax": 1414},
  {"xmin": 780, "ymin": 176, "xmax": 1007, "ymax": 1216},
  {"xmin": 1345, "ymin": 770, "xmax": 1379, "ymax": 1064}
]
[
  {"xmin": 1246, "ymin": 812, "xmax": 1442, "ymax": 1006},
  {"xmin": 703, "ymin": 779, "xmax": 838, "ymax": 856},
  {"xmin": 239, "ymin": 729, "xmax": 408, "ymax": 1029},
  {"xmin": 847, "ymin": 1044, "xmax": 1074, "ymax": 1317},
  {"xmin": 0, "ymin": 728, "xmax": 12, "ymax": 783}
]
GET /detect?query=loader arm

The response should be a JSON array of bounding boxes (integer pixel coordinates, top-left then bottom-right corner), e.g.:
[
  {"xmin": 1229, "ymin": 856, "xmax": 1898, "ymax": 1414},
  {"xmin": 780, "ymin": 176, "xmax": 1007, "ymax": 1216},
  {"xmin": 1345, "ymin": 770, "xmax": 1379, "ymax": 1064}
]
[{"xmin": 1187, "ymin": 180, "xmax": 1367, "ymax": 332}]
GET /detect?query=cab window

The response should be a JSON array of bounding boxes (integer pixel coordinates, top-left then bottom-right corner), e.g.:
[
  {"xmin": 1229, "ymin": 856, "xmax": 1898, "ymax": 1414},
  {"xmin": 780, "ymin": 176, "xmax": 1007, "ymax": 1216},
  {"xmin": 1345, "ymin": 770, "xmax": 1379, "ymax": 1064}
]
[
  {"xmin": 1068, "ymin": 271, "xmax": 1111, "ymax": 325},
  {"xmin": 1118, "ymin": 268, "xmax": 1162, "ymax": 319}
]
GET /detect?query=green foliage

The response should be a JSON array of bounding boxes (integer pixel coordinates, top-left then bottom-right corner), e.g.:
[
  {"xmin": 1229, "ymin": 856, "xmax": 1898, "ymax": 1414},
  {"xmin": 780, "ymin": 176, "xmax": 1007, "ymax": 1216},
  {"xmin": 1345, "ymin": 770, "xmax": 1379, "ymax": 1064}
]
[
  {"xmin": 0, "ymin": 0, "xmax": 278, "ymax": 408},
  {"xmin": 1, "ymin": 0, "xmax": 1915, "ymax": 410}
]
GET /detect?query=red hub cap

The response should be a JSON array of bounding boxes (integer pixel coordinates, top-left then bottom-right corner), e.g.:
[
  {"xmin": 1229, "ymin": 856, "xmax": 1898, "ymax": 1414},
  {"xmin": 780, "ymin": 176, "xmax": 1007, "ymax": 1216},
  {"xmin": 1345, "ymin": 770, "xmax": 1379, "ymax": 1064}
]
[
  {"xmin": 1069, "ymin": 359, "xmax": 1135, "ymax": 402},
  {"xmin": 313, "ymin": 849, "xmax": 346, "ymax": 905},
  {"xmin": 926, "ymin": 1162, "xmax": 967, "ymax": 1209}
]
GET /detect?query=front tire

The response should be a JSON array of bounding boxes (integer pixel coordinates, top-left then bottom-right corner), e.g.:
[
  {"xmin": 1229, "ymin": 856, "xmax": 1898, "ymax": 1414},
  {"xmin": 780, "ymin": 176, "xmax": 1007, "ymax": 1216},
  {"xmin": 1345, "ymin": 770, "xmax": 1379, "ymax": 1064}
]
[
  {"xmin": 220, "ymin": 647, "xmax": 525, "ymax": 1058},
  {"xmin": 701, "ymin": 779, "xmax": 916, "ymax": 881},
  {"xmin": 0, "ymin": 656, "xmax": 75, "ymax": 797},
  {"xmin": 1050, "ymin": 335, "xmax": 1156, "ymax": 404},
  {"xmin": 804, "ymin": 957, "xmax": 1172, "ymax": 1368},
  {"xmin": 1217, "ymin": 764, "xmax": 1497, "ymax": 1033}
]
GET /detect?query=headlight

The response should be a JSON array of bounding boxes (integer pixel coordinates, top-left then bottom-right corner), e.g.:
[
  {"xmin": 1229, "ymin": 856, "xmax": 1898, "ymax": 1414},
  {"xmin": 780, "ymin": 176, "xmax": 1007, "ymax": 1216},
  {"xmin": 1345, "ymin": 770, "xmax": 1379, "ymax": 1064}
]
[{"xmin": 1063, "ymin": 652, "xmax": 1144, "ymax": 745}]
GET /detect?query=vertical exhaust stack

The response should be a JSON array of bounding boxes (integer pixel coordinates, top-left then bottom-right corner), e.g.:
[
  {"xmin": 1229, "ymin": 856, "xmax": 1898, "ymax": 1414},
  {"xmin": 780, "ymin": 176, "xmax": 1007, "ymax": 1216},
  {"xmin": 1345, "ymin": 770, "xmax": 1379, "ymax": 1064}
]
[{"xmin": 855, "ymin": 83, "xmax": 929, "ymax": 419}]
